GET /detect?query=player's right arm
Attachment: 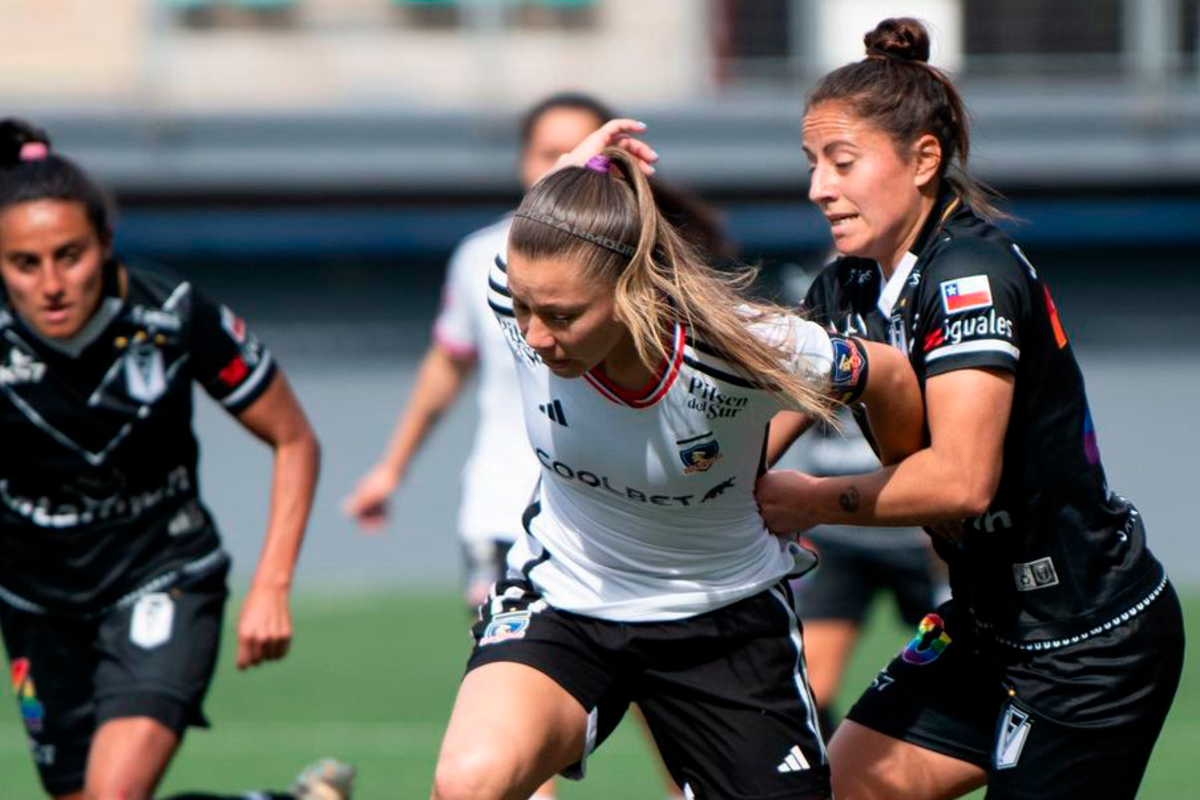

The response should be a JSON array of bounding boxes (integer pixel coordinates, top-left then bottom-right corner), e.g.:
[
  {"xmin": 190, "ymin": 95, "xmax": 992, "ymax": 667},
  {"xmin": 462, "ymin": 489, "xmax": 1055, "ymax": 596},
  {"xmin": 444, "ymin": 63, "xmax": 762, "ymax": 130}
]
[{"xmin": 343, "ymin": 342, "xmax": 475, "ymax": 531}]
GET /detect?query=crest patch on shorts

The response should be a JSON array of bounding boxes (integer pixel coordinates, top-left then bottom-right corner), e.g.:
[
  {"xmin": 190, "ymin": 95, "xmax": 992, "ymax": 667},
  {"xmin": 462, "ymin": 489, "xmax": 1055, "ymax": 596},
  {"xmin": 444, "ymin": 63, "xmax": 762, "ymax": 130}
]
[
  {"xmin": 130, "ymin": 592, "xmax": 175, "ymax": 650},
  {"xmin": 994, "ymin": 703, "xmax": 1033, "ymax": 769},
  {"xmin": 480, "ymin": 610, "xmax": 532, "ymax": 645}
]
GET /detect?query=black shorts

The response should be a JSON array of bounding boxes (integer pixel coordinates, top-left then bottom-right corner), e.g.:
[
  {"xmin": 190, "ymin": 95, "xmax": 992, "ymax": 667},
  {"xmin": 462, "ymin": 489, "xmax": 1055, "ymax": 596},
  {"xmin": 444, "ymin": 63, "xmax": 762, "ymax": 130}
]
[
  {"xmin": 845, "ymin": 579, "xmax": 1184, "ymax": 800},
  {"xmin": 467, "ymin": 577, "xmax": 831, "ymax": 800},
  {"xmin": 0, "ymin": 559, "xmax": 228, "ymax": 796},
  {"xmin": 790, "ymin": 533, "xmax": 940, "ymax": 626}
]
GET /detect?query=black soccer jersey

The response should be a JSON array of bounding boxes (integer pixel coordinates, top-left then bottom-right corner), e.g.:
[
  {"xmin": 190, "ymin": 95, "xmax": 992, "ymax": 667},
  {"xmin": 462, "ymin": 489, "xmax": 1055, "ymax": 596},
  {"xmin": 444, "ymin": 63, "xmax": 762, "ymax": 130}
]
[
  {"xmin": 803, "ymin": 192, "xmax": 1164, "ymax": 644},
  {"xmin": 0, "ymin": 266, "xmax": 276, "ymax": 614}
]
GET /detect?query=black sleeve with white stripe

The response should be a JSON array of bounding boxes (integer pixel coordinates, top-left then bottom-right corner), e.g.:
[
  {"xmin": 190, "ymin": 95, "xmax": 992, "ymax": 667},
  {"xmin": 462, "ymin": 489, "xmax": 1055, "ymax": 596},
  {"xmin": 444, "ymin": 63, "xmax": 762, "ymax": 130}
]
[{"xmin": 916, "ymin": 237, "xmax": 1029, "ymax": 378}]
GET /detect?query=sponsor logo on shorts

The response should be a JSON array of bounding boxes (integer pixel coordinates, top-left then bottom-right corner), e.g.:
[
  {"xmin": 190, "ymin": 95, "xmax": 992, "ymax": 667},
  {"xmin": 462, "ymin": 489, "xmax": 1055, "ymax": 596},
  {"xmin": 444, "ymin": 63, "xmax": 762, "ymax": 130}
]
[
  {"xmin": 677, "ymin": 432, "xmax": 722, "ymax": 474},
  {"xmin": 902, "ymin": 613, "xmax": 952, "ymax": 665},
  {"xmin": 940, "ymin": 274, "xmax": 994, "ymax": 315},
  {"xmin": 994, "ymin": 703, "xmax": 1032, "ymax": 769},
  {"xmin": 31, "ymin": 743, "xmax": 55, "ymax": 765},
  {"xmin": 869, "ymin": 668, "xmax": 895, "ymax": 691},
  {"xmin": 480, "ymin": 610, "xmax": 532, "ymax": 646},
  {"xmin": 10, "ymin": 658, "xmax": 44, "ymax": 733},
  {"xmin": 1013, "ymin": 557, "xmax": 1059, "ymax": 592}
]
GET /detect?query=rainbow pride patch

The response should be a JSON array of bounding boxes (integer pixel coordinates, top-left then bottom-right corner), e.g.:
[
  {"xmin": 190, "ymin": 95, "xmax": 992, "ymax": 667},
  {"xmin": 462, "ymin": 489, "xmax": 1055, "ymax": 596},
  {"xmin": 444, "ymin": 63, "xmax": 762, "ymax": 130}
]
[
  {"xmin": 10, "ymin": 658, "xmax": 44, "ymax": 732},
  {"xmin": 902, "ymin": 613, "xmax": 952, "ymax": 665}
]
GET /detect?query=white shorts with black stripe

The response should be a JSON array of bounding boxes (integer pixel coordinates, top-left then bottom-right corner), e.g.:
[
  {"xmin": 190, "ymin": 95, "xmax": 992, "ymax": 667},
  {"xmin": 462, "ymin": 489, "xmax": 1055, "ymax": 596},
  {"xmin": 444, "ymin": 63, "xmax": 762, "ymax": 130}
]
[{"xmin": 467, "ymin": 576, "xmax": 830, "ymax": 799}]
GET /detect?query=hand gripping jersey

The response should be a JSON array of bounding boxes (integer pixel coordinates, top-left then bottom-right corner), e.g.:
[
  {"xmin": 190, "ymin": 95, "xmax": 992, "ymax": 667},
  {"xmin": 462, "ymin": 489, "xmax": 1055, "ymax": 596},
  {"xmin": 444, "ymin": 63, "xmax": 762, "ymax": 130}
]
[
  {"xmin": 432, "ymin": 217, "xmax": 541, "ymax": 545},
  {"xmin": 804, "ymin": 191, "xmax": 1164, "ymax": 646},
  {"xmin": 0, "ymin": 267, "xmax": 276, "ymax": 615},
  {"xmin": 488, "ymin": 256, "xmax": 867, "ymax": 622}
]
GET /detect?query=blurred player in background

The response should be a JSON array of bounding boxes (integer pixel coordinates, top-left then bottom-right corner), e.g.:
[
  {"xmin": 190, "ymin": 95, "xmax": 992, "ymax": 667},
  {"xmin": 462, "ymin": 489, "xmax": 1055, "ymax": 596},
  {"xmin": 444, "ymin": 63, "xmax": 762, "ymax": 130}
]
[
  {"xmin": 0, "ymin": 120, "xmax": 345, "ymax": 800},
  {"xmin": 756, "ymin": 18, "xmax": 1184, "ymax": 799},
  {"xmin": 429, "ymin": 125, "xmax": 925, "ymax": 800}
]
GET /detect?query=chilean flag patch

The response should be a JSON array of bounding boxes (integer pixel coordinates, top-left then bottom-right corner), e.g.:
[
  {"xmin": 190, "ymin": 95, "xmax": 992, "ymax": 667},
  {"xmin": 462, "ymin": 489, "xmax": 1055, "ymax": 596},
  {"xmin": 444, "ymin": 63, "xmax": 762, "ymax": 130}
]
[{"xmin": 940, "ymin": 275, "xmax": 994, "ymax": 315}]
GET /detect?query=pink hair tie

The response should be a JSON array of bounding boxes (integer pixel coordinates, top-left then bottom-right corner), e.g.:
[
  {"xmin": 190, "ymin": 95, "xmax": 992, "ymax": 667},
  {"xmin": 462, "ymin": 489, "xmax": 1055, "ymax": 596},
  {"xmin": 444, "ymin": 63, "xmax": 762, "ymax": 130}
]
[
  {"xmin": 19, "ymin": 142, "xmax": 48, "ymax": 161},
  {"xmin": 585, "ymin": 155, "xmax": 611, "ymax": 174}
]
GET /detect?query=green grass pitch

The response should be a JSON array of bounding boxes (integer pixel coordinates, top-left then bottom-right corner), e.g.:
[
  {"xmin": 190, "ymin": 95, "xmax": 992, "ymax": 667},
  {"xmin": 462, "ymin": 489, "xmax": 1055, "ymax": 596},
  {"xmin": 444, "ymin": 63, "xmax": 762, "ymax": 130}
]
[{"xmin": 1, "ymin": 590, "xmax": 1194, "ymax": 798}]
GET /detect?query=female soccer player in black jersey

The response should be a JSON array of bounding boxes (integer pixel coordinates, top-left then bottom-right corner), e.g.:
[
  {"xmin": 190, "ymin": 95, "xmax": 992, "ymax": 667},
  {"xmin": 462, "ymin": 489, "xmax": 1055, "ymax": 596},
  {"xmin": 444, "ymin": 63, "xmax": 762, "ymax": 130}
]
[
  {"xmin": 756, "ymin": 18, "xmax": 1185, "ymax": 800},
  {"xmin": 0, "ymin": 121, "xmax": 330, "ymax": 799}
]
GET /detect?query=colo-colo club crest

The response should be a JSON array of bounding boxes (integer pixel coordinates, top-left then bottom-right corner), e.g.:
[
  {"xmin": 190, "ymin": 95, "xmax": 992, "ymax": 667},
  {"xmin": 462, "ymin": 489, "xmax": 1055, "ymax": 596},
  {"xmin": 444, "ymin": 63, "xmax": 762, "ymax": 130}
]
[{"xmin": 677, "ymin": 432, "xmax": 722, "ymax": 474}]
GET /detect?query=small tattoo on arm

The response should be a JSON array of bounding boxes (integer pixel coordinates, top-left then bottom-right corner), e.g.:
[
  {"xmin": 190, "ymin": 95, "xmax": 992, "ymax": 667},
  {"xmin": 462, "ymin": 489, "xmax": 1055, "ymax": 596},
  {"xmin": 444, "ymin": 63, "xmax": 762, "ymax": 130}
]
[{"xmin": 839, "ymin": 486, "xmax": 861, "ymax": 513}]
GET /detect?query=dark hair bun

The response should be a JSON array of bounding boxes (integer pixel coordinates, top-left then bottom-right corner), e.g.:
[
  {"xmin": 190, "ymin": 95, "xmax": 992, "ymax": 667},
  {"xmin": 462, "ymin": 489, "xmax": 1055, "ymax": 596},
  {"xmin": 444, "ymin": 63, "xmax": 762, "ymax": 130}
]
[
  {"xmin": 0, "ymin": 118, "xmax": 51, "ymax": 169},
  {"xmin": 864, "ymin": 17, "xmax": 930, "ymax": 63}
]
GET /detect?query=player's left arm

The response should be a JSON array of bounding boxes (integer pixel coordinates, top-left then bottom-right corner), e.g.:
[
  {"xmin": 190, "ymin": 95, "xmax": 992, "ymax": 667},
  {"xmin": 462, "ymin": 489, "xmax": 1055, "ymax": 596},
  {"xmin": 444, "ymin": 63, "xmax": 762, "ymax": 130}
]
[{"xmin": 231, "ymin": 370, "xmax": 320, "ymax": 670}]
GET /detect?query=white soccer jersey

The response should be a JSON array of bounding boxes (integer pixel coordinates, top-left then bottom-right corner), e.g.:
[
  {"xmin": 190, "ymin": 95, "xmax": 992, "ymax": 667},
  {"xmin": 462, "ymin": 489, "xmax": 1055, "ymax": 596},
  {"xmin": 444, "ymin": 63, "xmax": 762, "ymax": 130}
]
[
  {"xmin": 489, "ymin": 256, "xmax": 850, "ymax": 621},
  {"xmin": 432, "ymin": 217, "xmax": 540, "ymax": 544}
]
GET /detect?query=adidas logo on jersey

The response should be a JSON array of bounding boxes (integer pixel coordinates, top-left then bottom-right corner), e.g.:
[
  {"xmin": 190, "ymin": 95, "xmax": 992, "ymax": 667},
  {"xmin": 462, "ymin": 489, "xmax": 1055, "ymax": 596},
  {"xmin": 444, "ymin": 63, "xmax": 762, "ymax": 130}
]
[
  {"xmin": 537, "ymin": 399, "xmax": 568, "ymax": 427},
  {"xmin": 776, "ymin": 745, "xmax": 811, "ymax": 773}
]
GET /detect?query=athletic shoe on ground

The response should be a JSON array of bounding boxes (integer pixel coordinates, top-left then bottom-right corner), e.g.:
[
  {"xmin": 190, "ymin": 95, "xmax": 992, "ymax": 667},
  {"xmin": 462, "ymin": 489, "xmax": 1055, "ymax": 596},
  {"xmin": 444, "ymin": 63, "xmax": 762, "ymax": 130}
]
[{"xmin": 290, "ymin": 758, "xmax": 355, "ymax": 800}]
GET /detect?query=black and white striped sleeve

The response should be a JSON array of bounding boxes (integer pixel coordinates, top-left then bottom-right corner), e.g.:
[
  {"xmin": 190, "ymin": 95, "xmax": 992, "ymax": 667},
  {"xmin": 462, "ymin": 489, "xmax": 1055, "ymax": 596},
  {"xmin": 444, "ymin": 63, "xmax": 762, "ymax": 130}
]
[{"xmin": 487, "ymin": 254, "xmax": 514, "ymax": 319}]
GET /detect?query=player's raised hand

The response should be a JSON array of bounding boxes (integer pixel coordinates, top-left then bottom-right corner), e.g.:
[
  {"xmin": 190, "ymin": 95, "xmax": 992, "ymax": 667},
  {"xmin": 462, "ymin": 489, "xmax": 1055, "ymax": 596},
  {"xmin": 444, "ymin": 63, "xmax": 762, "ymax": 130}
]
[
  {"xmin": 236, "ymin": 583, "xmax": 293, "ymax": 670},
  {"xmin": 553, "ymin": 118, "xmax": 659, "ymax": 176},
  {"xmin": 342, "ymin": 465, "xmax": 397, "ymax": 533}
]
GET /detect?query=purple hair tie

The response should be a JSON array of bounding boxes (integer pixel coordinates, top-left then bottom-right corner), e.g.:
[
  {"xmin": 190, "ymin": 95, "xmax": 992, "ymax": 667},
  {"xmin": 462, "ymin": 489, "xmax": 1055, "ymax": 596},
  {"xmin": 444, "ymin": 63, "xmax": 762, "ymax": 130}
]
[
  {"xmin": 585, "ymin": 155, "xmax": 611, "ymax": 174},
  {"xmin": 19, "ymin": 142, "xmax": 48, "ymax": 161}
]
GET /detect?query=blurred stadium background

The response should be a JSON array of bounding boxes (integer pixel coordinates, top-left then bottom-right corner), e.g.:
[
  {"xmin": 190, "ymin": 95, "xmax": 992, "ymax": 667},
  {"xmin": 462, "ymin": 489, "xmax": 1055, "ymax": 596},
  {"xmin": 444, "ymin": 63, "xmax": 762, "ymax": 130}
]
[{"xmin": 1, "ymin": 0, "xmax": 1197, "ymax": 797}]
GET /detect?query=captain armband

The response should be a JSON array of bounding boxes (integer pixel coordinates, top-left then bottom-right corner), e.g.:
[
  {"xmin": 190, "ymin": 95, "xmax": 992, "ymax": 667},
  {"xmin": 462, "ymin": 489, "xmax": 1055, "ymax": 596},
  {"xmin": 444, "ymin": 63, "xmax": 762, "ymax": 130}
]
[{"xmin": 827, "ymin": 335, "xmax": 870, "ymax": 405}]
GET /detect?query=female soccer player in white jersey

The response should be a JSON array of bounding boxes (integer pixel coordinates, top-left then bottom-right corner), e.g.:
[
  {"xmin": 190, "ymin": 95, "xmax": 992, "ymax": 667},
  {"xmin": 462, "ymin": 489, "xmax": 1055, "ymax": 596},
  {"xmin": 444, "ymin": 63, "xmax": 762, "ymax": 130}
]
[{"xmin": 427, "ymin": 122, "xmax": 926, "ymax": 800}]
